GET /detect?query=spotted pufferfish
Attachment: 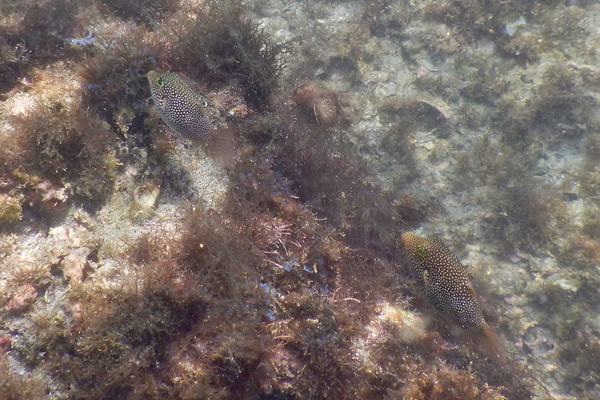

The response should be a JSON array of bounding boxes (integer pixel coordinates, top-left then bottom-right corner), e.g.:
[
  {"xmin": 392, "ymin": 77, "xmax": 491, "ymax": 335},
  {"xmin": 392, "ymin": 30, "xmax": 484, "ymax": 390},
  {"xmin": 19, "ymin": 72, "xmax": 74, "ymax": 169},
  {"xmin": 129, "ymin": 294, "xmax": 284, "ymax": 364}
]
[
  {"xmin": 401, "ymin": 232, "xmax": 508, "ymax": 364},
  {"xmin": 147, "ymin": 71, "xmax": 213, "ymax": 140}
]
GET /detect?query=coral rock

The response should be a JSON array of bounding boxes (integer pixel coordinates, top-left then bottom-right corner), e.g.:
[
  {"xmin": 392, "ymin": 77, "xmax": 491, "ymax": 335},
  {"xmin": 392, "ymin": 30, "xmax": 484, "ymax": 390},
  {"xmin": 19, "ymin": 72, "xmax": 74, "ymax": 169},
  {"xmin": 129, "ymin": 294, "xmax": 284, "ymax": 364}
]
[
  {"xmin": 5, "ymin": 284, "xmax": 38, "ymax": 313},
  {"xmin": 0, "ymin": 336, "xmax": 11, "ymax": 354},
  {"xmin": 61, "ymin": 247, "xmax": 92, "ymax": 283}
]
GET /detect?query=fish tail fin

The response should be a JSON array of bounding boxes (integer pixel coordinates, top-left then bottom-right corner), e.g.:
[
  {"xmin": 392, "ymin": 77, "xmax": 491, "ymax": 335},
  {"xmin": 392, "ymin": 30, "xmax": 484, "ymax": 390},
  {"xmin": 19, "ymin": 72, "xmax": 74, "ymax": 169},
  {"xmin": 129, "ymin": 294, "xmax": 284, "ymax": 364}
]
[
  {"xmin": 202, "ymin": 127, "xmax": 235, "ymax": 168},
  {"xmin": 479, "ymin": 324, "xmax": 508, "ymax": 365}
]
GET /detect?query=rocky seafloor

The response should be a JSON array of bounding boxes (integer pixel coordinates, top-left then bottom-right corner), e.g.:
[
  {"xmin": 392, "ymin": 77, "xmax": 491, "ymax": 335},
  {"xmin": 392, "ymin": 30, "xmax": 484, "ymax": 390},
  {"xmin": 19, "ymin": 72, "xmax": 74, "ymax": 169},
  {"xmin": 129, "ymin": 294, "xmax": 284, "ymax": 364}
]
[{"xmin": 0, "ymin": 0, "xmax": 599, "ymax": 399}]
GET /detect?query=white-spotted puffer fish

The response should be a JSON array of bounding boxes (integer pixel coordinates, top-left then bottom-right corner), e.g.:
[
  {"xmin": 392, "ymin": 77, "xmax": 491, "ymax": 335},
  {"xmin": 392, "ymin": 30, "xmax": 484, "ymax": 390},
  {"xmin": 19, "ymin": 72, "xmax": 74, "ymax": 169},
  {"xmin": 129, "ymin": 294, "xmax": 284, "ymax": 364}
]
[
  {"xmin": 147, "ymin": 71, "xmax": 213, "ymax": 140},
  {"xmin": 401, "ymin": 232, "xmax": 508, "ymax": 364}
]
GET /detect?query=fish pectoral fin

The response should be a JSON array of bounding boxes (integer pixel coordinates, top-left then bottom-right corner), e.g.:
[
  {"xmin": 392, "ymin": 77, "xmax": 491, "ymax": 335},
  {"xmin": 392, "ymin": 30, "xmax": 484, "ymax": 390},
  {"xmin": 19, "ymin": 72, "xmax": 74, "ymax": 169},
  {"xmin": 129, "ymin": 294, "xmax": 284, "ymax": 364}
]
[{"xmin": 422, "ymin": 270, "xmax": 429, "ymax": 287}]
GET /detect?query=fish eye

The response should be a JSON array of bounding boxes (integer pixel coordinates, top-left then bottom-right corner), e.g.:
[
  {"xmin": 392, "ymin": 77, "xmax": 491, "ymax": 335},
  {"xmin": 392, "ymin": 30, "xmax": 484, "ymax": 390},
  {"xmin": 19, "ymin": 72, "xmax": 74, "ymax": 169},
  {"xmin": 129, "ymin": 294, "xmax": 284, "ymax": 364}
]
[{"xmin": 156, "ymin": 77, "xmax": 164, "ymax": 87}]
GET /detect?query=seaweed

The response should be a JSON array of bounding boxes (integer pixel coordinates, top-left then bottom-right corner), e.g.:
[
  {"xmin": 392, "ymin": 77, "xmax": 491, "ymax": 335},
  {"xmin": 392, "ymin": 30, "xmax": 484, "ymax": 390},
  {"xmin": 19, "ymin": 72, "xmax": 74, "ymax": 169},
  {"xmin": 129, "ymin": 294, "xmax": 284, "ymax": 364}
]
[
  {"xmin": 12, "ymin": 82, "xmax": 119, "ymax": 208},
  {"xmin": 0, "ymin": 0, "xmax": 551, "ymax": 398},
  {"xmin": 165, "ymin": 2, "xmax": 289, "ymax": 108},
  {"xmin": 97, "ymin": 0, "xmax": 180, "ymax": 27},
  {"xmin": 0, "ymin": 0, "xmax": 84, "ymax": 92}
]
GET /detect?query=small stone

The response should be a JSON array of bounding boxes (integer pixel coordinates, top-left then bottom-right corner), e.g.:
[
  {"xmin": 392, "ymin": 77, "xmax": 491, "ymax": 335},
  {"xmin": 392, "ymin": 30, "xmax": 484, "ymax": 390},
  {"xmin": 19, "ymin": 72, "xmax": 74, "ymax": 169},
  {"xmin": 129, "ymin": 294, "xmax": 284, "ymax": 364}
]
[{"xmin": 134, "ymin": 183, "xmax": 161, "ymax": 209}]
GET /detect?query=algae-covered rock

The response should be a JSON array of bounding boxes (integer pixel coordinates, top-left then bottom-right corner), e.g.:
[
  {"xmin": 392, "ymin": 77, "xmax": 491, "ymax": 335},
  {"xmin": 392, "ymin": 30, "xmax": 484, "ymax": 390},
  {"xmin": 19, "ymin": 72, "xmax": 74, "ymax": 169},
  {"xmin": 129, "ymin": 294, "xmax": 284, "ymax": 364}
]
[{"xmin": 0, "ymin": 194, "xmax": 22, "ymax": 225}]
